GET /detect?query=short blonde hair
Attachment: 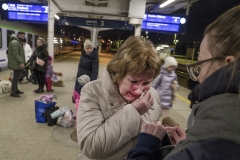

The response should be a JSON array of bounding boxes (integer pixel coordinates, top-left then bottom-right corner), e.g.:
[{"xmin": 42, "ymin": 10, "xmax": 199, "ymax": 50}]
[{"xmin": 107, "ymin": 36, "xmax": 161, "ymax": 84}]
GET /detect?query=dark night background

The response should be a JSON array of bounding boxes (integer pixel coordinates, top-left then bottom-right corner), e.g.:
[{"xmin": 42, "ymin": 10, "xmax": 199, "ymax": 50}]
[{"xmin": 3, "ymin": 0, "xmax": 240, "ymax": 48}]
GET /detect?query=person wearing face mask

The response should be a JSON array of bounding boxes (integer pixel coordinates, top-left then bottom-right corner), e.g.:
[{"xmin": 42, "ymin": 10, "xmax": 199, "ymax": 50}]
[
  {"xmin": 152, "ymin": 56, "xmax": 179, "ymax": 117},
  {"xmin": 127, "ymin": 5, "xmax": 240, "ymax": 160},
  {"xmin": 76, "ymin": 36, "xmax": 162, "ymax": 160},
  {"xmin": 32, "ymin": 38, "xmax": 49, "ymax": 93},
  {"xmin": 73, "ymin": 39, "xmax": 99, "ymax": 104},
  {"xmin": 7, "ymin": 31, "xmax": 25, "ymax": 97}
]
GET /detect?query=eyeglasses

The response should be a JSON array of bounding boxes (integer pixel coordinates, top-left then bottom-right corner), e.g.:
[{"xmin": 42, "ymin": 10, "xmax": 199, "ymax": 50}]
[{"xmin": 186, "ymin": 57, "xmax": 225, "ymax": 81}]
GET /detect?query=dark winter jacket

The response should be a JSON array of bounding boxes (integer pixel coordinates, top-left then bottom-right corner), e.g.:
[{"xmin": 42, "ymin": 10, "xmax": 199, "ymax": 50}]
[
  {"xmin": 32, "ymin": 45, "xmax": 49, "ymax": 73},
  {"xmin": 74, "ymin": 48, "xmax": 99, "ymax": 93},
  {"xmin": 7, "ymin": 35, "xmax": 25, "ymax": 70},
  {"xmin": 127, "ymin": 133, "xmax": 240, "ymax": 160},
  {"xmin": 127, "ymin": 59, "xmax": 240, "ymax": 160}
]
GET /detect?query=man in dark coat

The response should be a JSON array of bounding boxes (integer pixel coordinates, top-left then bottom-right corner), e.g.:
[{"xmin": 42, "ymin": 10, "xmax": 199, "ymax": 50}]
[{"xmin": 7, "ymin": 32, "xmax": 25, "ymax": 97}]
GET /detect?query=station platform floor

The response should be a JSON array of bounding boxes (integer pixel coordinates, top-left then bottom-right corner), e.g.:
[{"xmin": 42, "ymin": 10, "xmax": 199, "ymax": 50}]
[{"xmin": 0, "ymin": 51, "xmax": 191, "ymax": 160}]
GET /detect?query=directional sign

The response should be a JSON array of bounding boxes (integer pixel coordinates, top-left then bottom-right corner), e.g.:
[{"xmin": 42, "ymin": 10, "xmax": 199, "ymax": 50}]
[
  {"xmin": 59, "ymin": 16, "xmax": 133, "ymax": 30},
  {"xmin": 142, "ymin": 14, "xmax": 188, "ymax": 34}
]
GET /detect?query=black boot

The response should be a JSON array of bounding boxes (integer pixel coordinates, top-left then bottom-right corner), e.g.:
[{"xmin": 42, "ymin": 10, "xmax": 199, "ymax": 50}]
[
  {"xmin": 34, "ymin": 88, "xmax": 40, "ymax": 92},
  {"xmin": 16, "ymin": 89, "xmax": 24, "ymax": 94},
  {"xmin": 10, "ymin": 92, "xmax": 20, "ymax": 97},
  {"xmin": 36, "ymin": 86, "xmax": 44, "ymax": 93}
]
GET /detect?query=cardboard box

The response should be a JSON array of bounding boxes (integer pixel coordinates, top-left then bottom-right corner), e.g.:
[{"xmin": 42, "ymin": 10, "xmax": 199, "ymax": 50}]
[{"xmin": 53, "ymin": 80, "xmax": 65, "ymax": 87}]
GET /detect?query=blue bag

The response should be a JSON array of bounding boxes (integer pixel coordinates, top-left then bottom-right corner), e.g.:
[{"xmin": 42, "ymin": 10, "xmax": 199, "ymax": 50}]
[{"xmin": 35, "ymin": 101, "xmax": 56, "ymax": 123}]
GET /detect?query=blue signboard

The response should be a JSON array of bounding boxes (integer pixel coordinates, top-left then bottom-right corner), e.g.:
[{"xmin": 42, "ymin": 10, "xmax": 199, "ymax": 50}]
[
  {"xmin": 142, "ymin": 22, "xmax": 179, "ymax": 32},
  {"xmin": 142, "ymin": 14, "xmax": 187, "ymax": 34},
  {"xmin": 8, "ymin": 11, "xmax": 48, "ymax": 21},
  {"xmin": 7, "ymin": 3, "xmax": 48, "ymax": 13},
  {"xmin": 4, "ymin": 3, "xmax": 48, "ymax": 22},
  {"xmin": 59, "ymin": 16, "xmax": 132, "ymax": 30}
]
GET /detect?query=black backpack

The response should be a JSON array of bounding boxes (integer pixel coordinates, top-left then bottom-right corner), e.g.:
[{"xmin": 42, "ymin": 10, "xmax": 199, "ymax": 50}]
[{"xmin": 43, "ymin": 106, "xmax": 60, "ymax": 126}]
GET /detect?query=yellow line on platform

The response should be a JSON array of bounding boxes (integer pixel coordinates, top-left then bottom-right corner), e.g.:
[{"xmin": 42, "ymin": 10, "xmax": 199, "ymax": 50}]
[{"xmin": 176, "ymin": 94, "xmax": 191, "ymax": 105}]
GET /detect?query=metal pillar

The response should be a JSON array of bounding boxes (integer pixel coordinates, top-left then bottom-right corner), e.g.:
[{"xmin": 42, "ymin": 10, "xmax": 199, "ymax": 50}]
[
  {"xmin": 134, "ymin": 25, "xmax": 141, "ymax": 36},
  {"xmin": 79, "ymin": 26, "xmax": 112, "ymax": 49},
  {"xmin": 91, "ymin": 27, "xmax": 98, "ymax": 48},
  {"xmin": 48, "ymin": 0, "xmax": 60, "ymax": 64},
  {"xmin": 128, "ymin": 0, "xmax": 146, "ymax": 36},
  {"xmin": 185, "ymin": 3, "xmax": 191, "ymax": 16}
]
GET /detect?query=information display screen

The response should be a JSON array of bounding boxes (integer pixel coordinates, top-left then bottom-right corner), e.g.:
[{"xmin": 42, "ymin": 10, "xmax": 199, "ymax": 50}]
[
  {"xmin": 142, "ymin": 14, "xmax": 188, "ymax": 34},
  {"xmin": 8, "ymin": 3, "xmax": 48, "ymax": 13},
  {"xmin": 2, "ymin": 3, "xmax": 48, "ymax": 22}
]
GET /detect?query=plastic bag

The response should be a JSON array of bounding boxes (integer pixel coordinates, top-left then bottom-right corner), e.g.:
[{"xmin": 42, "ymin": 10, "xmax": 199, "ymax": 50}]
[
  {"xmin": 57, "ymin": 110, "xmax": 74, "ymax": 128},
  {"xmin": 35, "ymin": 101, "xmax": 56, "ymax": 123}
]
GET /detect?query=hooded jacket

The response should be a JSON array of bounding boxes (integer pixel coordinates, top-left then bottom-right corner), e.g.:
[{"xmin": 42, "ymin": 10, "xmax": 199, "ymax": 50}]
[
  {"xmin": 7, "ymin": 34, "xmax": 25, "ymax": 70},
  {"xmin": 152, "ymin": 65, "xmax": 178, "ymax": 109},
  {"xmin": 77, "ymin": 70, "xmax": 162, "ymax": 160}
]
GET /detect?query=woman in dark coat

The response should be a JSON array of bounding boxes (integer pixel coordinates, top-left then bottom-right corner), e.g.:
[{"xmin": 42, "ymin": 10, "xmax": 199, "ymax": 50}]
[
  {"xmin": 32, "ymin": 38, "xmax": 49, "ymax": 93},
  {"xmin": 74, "ymin": 39, "xmax": 99, "ymax": 95}
]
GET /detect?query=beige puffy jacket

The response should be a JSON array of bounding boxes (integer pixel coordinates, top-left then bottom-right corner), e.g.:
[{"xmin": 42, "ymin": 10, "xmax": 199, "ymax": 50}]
[{"xmin": 77, "ymin": 71, "xmax": 162, "ymax": 160}]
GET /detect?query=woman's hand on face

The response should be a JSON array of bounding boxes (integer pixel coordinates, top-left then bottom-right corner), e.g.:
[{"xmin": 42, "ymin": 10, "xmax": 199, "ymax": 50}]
[
  {"xmin": 141, "ymin": 121, "xmax": 167, "ymax": 140},
  {"xmin": 131, "ymin": 92, "xmax": 153, "ymax": 115},
  {"xmin": 166, "ymin": 126, "xmax": 186, "ymax": 145}
]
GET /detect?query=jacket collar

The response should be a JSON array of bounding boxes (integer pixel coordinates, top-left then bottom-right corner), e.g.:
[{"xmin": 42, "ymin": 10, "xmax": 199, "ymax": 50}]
[
  {"xmin": 101, "ymin": 70, "xmax": 128, "ymax": 109},
  {"xmin": 188, "ymin": 58, "xmax": 240, "ymax": 103}
]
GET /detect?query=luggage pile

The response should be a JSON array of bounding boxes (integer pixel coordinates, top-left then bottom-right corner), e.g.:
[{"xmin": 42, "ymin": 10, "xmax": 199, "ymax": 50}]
[{"xmin": 35, "ymin": 94, "xmax": 74, "ymax": 127}]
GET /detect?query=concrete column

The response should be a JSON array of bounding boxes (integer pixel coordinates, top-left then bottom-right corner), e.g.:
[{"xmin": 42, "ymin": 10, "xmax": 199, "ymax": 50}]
[
  {"xmin": 91, "ymin": 27, "xmax": 98, "ymax": 48},
  {"xmin": 78, "ymin": 26, "xmax": 112, "ymax": 50},
  {"xmin": 134, "ymin": 25, "xmax": 141, "ymax": 36},
  {"xmin": 185, "ymin": 3, "xmax": 191, "ymax": 16},
  {"xmin": 48, "ymin": 0, "xmax": 60, "ymax": 65}
]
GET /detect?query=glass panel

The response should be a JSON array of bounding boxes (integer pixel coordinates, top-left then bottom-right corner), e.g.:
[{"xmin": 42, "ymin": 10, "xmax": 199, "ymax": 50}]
[
  {"xmin": 7, "ymin": 30, "xmax": 15, "ymax": 47},
  {"xmin": 0, "ymin": 28, "xmax": 2, "ymax": 48},
  {"xmin": 35, "ymin": 35, "xmax": 39, "ymax": 46},
  {"xmin": 28, "ymin": 34, "xmax": 33, "ymax": 48}
]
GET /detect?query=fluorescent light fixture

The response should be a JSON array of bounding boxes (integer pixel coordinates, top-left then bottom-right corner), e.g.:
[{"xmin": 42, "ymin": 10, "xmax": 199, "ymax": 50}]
[
  {"xmin": 54, "ymin": 15, "xmax": 59, "ymax": 20},
  {"xmin": 159, "ymin": 0, "xmax": 175, "ymax": 8},
  {"xmin": 161, "ymin": 45, "xmax": 169, "ymax": 47}
]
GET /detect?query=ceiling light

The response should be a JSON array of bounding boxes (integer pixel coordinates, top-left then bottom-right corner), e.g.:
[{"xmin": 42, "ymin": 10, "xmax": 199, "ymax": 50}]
[
  {"xmin": 159, "ymin": 0, "xmax": 175, "ymax": 8},
  {"xmin": 54, "ymin": 15, "xmax": 59, "ymax": 20}
]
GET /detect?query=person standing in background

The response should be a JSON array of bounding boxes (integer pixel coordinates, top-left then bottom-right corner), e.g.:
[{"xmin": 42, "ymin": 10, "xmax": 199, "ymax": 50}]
[
  {"xmin": 73, "ymin": 39, "xmax": 99, "ymax": 103},
  {"xmin": 32, "ymin": 38, "xmax": 49, "ymax": 93},
  {"xmin": 152, "ymin": 56, "xmax": 179, "ymax": 117},
  {"xmin": 7, "ymin": 32, "xmax": 25, "ymax": 97},
  {"xmin": 45, "ymin": 56, "xmax": 60, "ymax": 92},
  {"xmin": 19, "ymin": 38, "xmax": 32, "ymax": 82}
]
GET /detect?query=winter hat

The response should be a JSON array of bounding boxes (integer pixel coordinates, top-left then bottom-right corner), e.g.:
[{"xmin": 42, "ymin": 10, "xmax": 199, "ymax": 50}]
[
  {"xmin": 78, "ymin": 75, "xmax": 90, "ymax": 85},
  {"xmin": 84, "ymin": 39, "xmax": 93, "ymax": 48},
  {"xmin": 164, "ymin": 56, "xmax": 178, "ymax": 68}
]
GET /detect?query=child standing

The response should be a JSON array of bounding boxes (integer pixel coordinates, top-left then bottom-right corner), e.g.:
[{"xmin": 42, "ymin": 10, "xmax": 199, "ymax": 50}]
[
  {"xmin": 45, "ymin": 56, "xmax": 59, "ymax": 92},
  {"xmin": 74, "ymin": 74, "xmax": 90, "ymax": 129},
  {"xmin": 152, "ymin": 56, "xmax": 179, "ymax": 117}
]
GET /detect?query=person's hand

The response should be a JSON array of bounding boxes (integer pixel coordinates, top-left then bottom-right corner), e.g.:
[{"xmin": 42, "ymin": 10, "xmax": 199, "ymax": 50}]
[
  {"xmin": 166, "ymin": 126, "xmax": 186, "ymax": 145},
  {"xmin": 20, "ymin": 63, "xmax": 25, "ymax": 69},
  {"xmin": 141, "ymin": 121, "xmax": 167, "ymax": 140},
  {"xmin": 171, "ymin": 84, "xmax": 175, "ymax": 90},
  {"xmin": 131, "ymin": 92, "xmax": 153, "ymax": 115}
]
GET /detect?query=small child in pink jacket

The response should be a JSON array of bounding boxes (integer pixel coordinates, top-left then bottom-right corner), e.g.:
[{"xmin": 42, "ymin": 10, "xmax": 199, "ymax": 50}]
[{"xmin": 45, "ymin": 56, "xmax": 60, "ymax": 92}]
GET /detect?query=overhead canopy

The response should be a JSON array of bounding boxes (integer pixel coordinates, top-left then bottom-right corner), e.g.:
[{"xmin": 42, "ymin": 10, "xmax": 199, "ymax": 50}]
[{"xmin": 17, "ymin": 0, "xmax": 198, "ymax": 20}]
